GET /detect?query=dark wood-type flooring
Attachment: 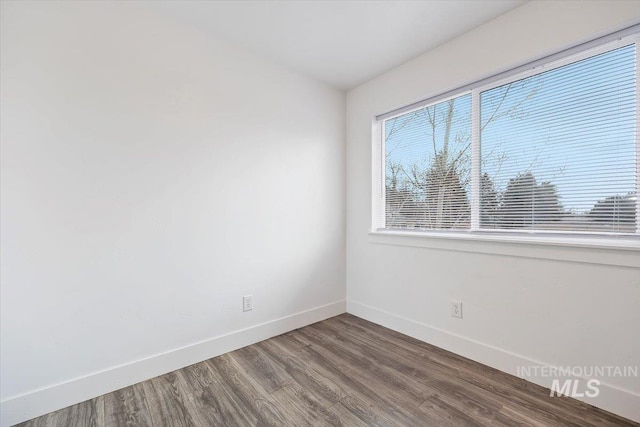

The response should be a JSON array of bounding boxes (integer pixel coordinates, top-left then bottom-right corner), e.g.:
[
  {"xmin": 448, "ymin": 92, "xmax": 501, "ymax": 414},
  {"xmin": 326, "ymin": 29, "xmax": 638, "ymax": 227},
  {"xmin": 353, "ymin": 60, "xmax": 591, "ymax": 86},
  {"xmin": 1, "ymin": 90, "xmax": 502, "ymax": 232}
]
[{"xmin": 17, "ymin": 314, "xmax": 638, "ymax": 426}]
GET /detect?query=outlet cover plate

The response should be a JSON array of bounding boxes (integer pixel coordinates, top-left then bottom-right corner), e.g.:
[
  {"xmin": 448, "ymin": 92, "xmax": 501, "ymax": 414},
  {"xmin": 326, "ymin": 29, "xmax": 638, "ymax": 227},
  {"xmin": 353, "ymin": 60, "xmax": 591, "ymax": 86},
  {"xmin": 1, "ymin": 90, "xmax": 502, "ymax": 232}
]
[
  {"xmin": 451, "ymin": 301, "xmax": 462, "ymax": 318},
  {"xmin": 243, "ymin": 295, "xmax": 253, "ymax": 312}
]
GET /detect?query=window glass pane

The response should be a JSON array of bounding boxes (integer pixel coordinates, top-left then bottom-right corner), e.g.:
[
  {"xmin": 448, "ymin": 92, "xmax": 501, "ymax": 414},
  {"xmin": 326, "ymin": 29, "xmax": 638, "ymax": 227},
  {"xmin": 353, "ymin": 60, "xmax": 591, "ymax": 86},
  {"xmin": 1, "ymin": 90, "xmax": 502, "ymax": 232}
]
[
  {"xmin": 480, "ymin": 44, "xmax": 637, "ymax": 233},
  {"xmin": 385, "ymin": 94, "xmax": 471, "ymax": 229}
]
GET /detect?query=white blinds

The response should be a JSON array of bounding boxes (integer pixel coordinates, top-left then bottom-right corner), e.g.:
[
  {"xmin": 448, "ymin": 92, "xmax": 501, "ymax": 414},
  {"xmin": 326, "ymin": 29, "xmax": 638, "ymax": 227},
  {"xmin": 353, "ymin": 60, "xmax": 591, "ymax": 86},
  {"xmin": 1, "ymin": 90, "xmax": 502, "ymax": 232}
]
[
  {"xmin": 479, "ymin": 44, "xmax": 636, "ymax": 234},
  {"xmin": 378, "ymin": 38, "xmax": 638, "ymax": 236},
  {"xmin": 383, "ymin": 94, "xmax": 472, "ymax": 230}
]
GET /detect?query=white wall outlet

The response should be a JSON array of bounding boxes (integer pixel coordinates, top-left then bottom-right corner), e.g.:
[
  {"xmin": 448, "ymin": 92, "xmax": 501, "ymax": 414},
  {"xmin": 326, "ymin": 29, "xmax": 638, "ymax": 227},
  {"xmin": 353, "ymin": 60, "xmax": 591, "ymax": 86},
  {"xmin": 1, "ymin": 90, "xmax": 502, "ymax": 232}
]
[
  {"xmin": 243, "ymin": 295, "xmax": 253, "ymax": 312},
  {"xmin": 451, "ymin": 301, "xmax": 463, "ymax": 318}
]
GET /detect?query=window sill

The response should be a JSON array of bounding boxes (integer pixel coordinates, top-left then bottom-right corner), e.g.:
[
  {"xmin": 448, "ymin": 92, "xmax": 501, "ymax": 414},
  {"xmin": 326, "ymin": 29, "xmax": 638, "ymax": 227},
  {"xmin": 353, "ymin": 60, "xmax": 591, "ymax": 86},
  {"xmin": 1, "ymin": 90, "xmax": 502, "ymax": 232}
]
[{"xmin": 368, "ymin": 230, "xmax": 640, "ymax": 268}]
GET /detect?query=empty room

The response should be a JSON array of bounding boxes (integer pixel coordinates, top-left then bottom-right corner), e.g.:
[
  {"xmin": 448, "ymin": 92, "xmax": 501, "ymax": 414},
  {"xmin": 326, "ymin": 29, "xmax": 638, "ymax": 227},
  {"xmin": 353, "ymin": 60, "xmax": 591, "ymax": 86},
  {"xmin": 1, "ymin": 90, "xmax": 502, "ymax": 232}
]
[{"xmin": 1, "ymin": 0, "xmax": 639, "ymax": 426}]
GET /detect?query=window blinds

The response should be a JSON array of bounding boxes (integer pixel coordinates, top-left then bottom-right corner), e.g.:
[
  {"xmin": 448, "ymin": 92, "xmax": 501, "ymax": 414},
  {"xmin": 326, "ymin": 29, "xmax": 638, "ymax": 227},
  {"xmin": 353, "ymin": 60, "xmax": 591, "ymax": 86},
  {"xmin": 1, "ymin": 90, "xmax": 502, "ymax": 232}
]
[
  {"xmin": 377, "ymin": 39, "xmax": 638, "ymax": 236},
  {"xmin": 479, "ymin": 44, "xmax": 636, "ymax": 234},
  {"xmin": 383, "ymin": 94, "xmax": 472, "ymax": 230}
]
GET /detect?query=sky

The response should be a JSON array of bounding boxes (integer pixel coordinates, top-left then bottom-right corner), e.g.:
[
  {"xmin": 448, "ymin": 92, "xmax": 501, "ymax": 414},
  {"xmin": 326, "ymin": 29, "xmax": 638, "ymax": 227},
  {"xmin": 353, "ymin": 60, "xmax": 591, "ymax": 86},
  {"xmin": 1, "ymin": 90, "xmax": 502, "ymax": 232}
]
[{"xmin": 385, "ymin": 43, "xmax": 636, "ymax": 215}]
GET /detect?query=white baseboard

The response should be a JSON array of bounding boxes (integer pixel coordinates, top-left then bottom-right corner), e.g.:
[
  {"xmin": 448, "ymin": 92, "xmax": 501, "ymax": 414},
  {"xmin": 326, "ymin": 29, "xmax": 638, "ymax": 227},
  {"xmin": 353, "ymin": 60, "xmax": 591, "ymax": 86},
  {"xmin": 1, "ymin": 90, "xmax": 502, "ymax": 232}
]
[
  {"xmin": 347, "ymin": 300, "xmax": 640, "ymax": 424},
  {"xmin": 0, "ymin": 300, "xmax": 346, "ymax": 427}
]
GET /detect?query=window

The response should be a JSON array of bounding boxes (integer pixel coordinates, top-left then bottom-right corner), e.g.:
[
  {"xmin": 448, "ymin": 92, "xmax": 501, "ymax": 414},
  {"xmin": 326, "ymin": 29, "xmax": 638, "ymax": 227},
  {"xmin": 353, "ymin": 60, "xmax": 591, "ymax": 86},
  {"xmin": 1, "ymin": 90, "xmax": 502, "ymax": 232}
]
[
  {"xmin": 374, "ymin": 34, "xmax": 639, "ymax": 241},
  {"xmin": 384, "ymin": 93, "xmax": 472, "ymax": 230}
]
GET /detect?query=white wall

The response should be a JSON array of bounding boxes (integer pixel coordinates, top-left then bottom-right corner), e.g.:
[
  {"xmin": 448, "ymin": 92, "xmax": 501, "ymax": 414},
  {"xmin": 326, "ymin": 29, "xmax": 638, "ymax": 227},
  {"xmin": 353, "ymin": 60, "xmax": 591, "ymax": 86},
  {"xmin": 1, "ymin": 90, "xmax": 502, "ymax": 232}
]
[
  {"xmin": 346, "ymin": 0, "xmax": 640, "ymax": 422},
  {"xmin": 0, "ymin": 1, "xmax": 345, "ymax": 425}
]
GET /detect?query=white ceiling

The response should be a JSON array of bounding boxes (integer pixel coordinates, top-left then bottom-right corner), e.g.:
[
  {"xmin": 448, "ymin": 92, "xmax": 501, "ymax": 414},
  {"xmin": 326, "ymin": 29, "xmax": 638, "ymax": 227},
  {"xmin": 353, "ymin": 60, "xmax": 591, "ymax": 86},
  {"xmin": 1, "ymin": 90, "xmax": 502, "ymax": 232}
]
[{"xmin": 146, "ymin": 1, "xmax": 527, "ymax": 90}]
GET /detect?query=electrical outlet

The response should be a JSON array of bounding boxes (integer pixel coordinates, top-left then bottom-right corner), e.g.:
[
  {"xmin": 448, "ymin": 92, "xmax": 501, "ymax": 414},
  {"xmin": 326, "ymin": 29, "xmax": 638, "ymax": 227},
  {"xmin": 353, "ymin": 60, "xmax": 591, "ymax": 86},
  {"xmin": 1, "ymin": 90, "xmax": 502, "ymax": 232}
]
[
  {"xmin": 451, "ymin": 301, "xmax": 462, "ymax": 318},
  {"xmin": 243, "ymin": 295, "xmax": 253, "ymax": 312}
]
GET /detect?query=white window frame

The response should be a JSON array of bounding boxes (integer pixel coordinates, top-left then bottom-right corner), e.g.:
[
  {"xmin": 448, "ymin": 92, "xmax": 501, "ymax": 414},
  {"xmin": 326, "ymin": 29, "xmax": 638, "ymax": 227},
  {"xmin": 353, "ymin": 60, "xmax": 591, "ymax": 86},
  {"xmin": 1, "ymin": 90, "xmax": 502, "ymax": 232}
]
[{"xmin": 371, "ymin": 32, "xmax": 640, "ymax": 254}]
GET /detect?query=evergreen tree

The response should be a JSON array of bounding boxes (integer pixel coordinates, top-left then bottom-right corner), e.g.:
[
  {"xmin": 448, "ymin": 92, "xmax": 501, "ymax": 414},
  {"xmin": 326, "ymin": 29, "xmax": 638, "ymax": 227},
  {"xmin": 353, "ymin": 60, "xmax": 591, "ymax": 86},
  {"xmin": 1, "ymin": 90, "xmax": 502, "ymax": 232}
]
[
  {"xmin": 588, "ymin": 193, "xmax": 636, "ymax": 232},
  {"xmin": 480, "ymin": 172, "xmax": 499, "ymax": 228},
  {"xmin": 499, "ymin": 172, "xmax": 563, "ymax": 228}
]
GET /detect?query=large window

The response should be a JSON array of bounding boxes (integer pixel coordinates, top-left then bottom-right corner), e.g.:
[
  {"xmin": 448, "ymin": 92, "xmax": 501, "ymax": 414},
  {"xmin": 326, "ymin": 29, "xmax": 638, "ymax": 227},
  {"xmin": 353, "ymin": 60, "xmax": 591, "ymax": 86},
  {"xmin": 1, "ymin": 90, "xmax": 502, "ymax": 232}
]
[{"xmin": 375, "ymin": 36, "xmax": 639, "ymax": 240}]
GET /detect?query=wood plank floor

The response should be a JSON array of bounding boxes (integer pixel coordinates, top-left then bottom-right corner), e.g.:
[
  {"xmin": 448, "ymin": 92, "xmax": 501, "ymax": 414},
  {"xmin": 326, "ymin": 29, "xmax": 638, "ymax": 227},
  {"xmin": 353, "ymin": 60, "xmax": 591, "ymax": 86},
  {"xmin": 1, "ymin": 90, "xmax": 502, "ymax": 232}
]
[{"xmin": 17, "ymin": 314, "xmax": 638, "ymax": 426}]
